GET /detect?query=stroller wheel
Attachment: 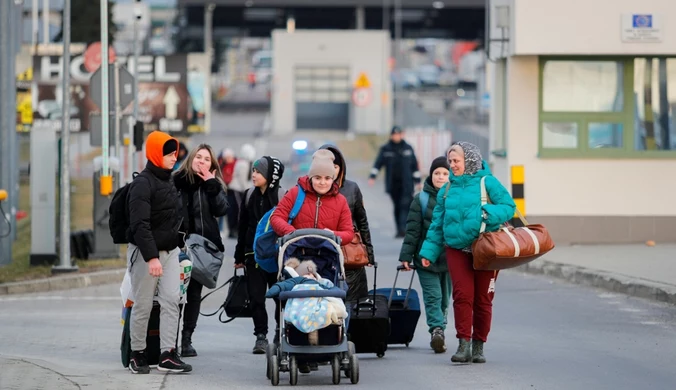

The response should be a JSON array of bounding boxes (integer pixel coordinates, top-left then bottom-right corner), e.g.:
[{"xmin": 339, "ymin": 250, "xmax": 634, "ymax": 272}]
[
  {"xmin": 331, "ymin": 354, "xmax": 341, "ymax": 385},
  {"xmin": 349, "ymin": 354, "xmax": 359, "ymax": 384},
  {"xmin": 347, "ymin": 341, "xmax": 356, "ymax": 357},
  {"xmin": 266, "ymin": 344, "xmax": 277, "ymax": 379},
  {"xmin": 270, "ymin": 355, "xmax": 280, "ymax": 386},
  {"xmin": 289, "ymin": 356, "xmax": 298, "ymax": 386}
]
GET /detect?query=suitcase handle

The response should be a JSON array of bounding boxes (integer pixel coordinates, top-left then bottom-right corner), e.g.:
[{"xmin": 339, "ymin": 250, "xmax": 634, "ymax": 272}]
[
  {"xmin": 388, "ymin": 265, "xmax": 416, "ymax": 309},
  {"xmin": 370, "ymin": 261, "xmax": 378, "ymax": 314}
]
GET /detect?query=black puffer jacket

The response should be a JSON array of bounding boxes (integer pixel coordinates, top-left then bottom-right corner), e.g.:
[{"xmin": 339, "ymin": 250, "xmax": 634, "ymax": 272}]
[
  {"xmin": 369, "ymin": 139, "xmax": 421, "ymax": 195},
  {"xmin": 127, "ymin": 161, "xmax": 183, "ymax": 261},
  {"xmin": 174, "ymin": 171, "xmax": 229, "ymax": 252},
  {"xmin": 234, "ymin": 186, "xmax": 281, "ymax": 264},
  {"xmin": 319, "ymin": 145, "xmax": 375, "ymax": 264},
  {"xmin": 234, "ymin": 156, "xmax": 285, "ymax": 265}
]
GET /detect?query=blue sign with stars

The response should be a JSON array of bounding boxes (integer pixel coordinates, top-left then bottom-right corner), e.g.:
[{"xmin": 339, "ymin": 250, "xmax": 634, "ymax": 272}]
[{"xmin": 632, "ymin": 14, "xmax": 653, "ymax": 28}]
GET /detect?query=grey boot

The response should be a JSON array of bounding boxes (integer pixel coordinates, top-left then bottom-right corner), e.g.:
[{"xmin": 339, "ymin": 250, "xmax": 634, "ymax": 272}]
[
  {"xmin": 430, "ymin": 327, "xmax": 447, "ymax": 353},
  {"xmin": 450, "ymin": 338, "xmax": 472, "ymax": 363},
  {"xmin": 472, "ymin": 339, "xmax": 486, "ymax": 363}
]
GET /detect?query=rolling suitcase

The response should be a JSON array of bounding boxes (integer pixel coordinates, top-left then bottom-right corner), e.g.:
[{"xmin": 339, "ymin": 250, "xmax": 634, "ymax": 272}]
[
  {"xmin": 121, "ymin": 302, "xmax": 162, "ymax": 367},
  {"xmin": 371, "ymin": 264, "xmax": 421, "ymax": 347},
  {"xmin": 346, "ymin": 262, "xmax": 390, "ymax": 358}
]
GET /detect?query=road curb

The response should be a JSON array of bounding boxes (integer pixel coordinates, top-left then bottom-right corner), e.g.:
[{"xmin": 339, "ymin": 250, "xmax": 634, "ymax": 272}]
[
  {"xmin": 0, "ymin": 268, "xmax": 125, "ymax": 296},
  {"xmin": 516, "ymin": 259, "xmax": 676, "ymax": 305}
]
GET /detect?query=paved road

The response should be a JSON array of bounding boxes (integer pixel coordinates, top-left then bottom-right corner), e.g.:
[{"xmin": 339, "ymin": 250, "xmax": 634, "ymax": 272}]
[{"xmin": 3, "ymin": 176, "xmax": 676, "ymax": 389}]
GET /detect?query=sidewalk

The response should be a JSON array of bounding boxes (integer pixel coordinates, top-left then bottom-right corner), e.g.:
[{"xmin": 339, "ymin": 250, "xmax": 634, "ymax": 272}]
[
  {"xmin": 516, "ymin": 244, "xmax": 676, "ymax": 305},
  {"xmin": 0, "ymin": 357, "xmax": 80, "ymax": 390}
]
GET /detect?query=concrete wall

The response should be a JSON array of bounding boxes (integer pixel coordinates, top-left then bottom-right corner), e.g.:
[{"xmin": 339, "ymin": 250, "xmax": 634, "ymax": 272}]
[
  {"xmin": 271, "ymin": 30, "xmax": 391, "ymax": 135},
  {"xmin": 490, "ymin": 0, "xmax": 676, "ymax": 243},
  {"xmin": 513, "ymin": 0, "xmax": 676, "ymax": 55}
]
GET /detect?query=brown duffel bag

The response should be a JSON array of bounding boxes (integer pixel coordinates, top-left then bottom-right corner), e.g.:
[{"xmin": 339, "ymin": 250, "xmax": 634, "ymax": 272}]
[{"xmin": 472, "ymin": 178, "xmax": 555, "ymax": 271}]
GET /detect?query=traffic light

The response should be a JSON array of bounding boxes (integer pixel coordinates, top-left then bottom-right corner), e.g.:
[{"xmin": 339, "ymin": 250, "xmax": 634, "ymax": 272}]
[{"xmin": 133, "ymin": 121, "xmax": 144, "ymax": 151}]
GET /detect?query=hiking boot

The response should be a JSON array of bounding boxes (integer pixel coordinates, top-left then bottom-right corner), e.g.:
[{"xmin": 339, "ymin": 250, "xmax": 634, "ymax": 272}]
[
  {"xmin": 181, "ymin": 329, "xmax": 197, "ymax": 357},
  {"xmin": 129, "ymin": 350, "xmax": 150, "ymax": 374},
  {"xmin": 472, "ymin": 339, "xmax": 486, "ymax": 363},
  {"xmin": 158, "ymin": 349, "xmax": 192, "ymax": 373},
  {"xmin": 253, "ymin": 334, "xmax": 268, "ymax": 354},
  {"xmin": 430, "ymin": 327, "xmax": 446, "ymax": 353},
  {"xmin": 450, "ymin": 338, "xmax": 472, "ymax": 363}
]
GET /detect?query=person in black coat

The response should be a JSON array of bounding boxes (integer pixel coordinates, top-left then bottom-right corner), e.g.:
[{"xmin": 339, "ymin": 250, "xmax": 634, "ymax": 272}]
[
  {"xmin": 126, "ymin": 131, "xmax": 191, "ymax": 374},
  {"xmin": 368, "ymin": 126, "xmax": 422, "ymax": 238},
  {"xmin": 319, "ymin": 144, "xmax": 375, "ymax": 301},
  {"xmin": 234, "ymin": 156, "xmax": 285, "ymax": 354},
  {"xmin": 173, "ymin": 144, "xmax": 229, "ymax": 357}
]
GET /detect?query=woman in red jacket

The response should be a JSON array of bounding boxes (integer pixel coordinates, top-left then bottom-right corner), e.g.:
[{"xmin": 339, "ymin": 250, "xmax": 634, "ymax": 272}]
[{"xmin": 270, "ymin": 149, "xmax": 354, "ymax": 247}]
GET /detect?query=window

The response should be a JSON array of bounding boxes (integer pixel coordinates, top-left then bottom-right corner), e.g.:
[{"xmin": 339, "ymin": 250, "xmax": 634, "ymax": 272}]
[
  {"xmin": 294, "ymin": 66, "xmax": 350, "ymax": 103},
  {"xmin": 542, "ymin": 61, "xmax": 624, "ymax": 112},
  {"xmin": 633, "ymin": 58, "xmax": 676, "ymax": 151},
  {"xmin": 539, "ymin": 57, "xmax": 676, "ymax": 158}
]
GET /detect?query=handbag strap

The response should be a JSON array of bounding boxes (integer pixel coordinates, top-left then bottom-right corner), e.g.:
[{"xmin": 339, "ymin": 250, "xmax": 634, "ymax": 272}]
[
  {"xmin": 480, "ymin": 177, "xmax": 488, "ymax": 233},
  {"xmin": 479, "ymin": 176, "xmax": 528, "ymax": 234}
]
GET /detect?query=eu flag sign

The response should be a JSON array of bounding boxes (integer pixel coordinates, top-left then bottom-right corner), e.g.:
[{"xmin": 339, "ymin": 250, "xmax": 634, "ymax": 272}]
[{"xmin": 632, "ymin": 15, "xmax": 653, "ymax": 28}]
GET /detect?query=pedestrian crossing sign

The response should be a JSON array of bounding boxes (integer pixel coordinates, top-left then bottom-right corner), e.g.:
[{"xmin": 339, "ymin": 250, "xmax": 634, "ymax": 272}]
[{"xmin": 354, "ymin": 72, "xmax": 371, "ymax": 88}]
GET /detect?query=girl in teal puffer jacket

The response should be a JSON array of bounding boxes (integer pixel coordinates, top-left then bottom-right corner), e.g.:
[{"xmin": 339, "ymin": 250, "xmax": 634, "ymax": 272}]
[
  {"xmin": 420, "ymin": 142, "xmax": 515, "ymax": 365},
  {"xmin": 399, "ymin": 157, "xmax": 452, "ymax": 354}
]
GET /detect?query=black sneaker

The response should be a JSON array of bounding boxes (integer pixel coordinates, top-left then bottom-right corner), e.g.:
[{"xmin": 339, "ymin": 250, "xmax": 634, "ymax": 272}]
[
  {"xmin": 253, "ymin": 334, "xmax": 268, "ymax": 355},
  {"xmin": 158, "ymin": 349, "xmax": 192, "ymax": 373},
  {"xmin": 129, "ymin": 350, "xmax": 150, "ymax": 374}
]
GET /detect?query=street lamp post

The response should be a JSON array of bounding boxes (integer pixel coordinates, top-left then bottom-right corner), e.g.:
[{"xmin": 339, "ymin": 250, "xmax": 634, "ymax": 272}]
[{"xmin": 53, "ymin": 0, "xmax": 78, "ymax": 273}]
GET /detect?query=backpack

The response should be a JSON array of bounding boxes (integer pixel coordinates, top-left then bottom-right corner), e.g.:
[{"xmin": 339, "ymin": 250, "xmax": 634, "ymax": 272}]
[
  {"xmin": 108, "ymin": 172, "xmax": 153, "ymax": 244},
  {"xmin": 419, "ymin": 191, "xmax": 430, "ymax": 218},
  {"xmin": 253, "ymin": 184, "xmax": 306, "ymax": 273}
]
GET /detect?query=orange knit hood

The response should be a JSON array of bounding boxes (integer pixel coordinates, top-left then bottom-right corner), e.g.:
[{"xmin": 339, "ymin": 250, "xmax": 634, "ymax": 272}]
[{"xmin": 146, "ymin": 131, "xmax": 179, "ymax": 169}]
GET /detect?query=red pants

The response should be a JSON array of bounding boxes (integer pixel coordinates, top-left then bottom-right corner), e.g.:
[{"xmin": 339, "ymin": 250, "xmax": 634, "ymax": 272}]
[{"xmin": 446, "ymin": 247, "xmax": 498, "ymax": 342}]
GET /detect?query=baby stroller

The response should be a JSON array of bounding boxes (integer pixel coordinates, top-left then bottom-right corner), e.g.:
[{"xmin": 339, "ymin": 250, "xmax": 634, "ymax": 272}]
[{"xmin": 265, "ymin": 228, "xmax": 359, "ymax": 386}]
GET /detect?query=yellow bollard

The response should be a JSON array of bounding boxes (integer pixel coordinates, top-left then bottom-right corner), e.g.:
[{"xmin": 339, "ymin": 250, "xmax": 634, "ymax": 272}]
[
  {"xmin": 511, "ymin": 165, "xmax": 525, "ymax": 227},
  {"xmin": 100, "ymin": 175, "xmax": 114, "ymax": 196},
  {"xmin": 0, "ymin": 189, "xmax": 7, "ymax": 201}
]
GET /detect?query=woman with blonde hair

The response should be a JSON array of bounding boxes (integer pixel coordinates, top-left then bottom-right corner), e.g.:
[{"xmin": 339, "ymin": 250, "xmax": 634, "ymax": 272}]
[{"xmin": 173, "ymin": 144, "xmax": 229, "ymax": 357}]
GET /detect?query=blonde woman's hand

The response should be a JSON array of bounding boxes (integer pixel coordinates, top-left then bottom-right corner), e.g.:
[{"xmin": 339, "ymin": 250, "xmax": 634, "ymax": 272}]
[
  {"xmin": 421, "ymin": 258, "xmax": 431, "ymax": 268},
  {"xmin": 197, "ymin": 165, "xmax": 216, "ymax": 181}
]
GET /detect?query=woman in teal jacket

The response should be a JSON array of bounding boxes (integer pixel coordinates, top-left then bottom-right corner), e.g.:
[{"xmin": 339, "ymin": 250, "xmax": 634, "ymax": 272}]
[
  {"xmin": 420, "ymin": 142, "xmax": 515, "ymax": 364},
  {"xmin": 399, "ymin": 157, "xmax": 452, "ymax": 354}
]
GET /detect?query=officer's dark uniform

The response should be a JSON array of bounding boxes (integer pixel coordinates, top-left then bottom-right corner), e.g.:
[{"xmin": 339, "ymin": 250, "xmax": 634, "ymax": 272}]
[{"xmin": 369, "ymin": 127, "xmax": 421, "ymax": 237}]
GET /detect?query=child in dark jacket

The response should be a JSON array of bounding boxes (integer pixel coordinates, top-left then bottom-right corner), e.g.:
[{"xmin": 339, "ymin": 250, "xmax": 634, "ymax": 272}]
[
  {"xmin": 398, "ymin": 156, "xmax": 452, "ymax": 354},
  {"xmin": 233, "ymin": 156, "xmax": 286, "ymax": 354}
]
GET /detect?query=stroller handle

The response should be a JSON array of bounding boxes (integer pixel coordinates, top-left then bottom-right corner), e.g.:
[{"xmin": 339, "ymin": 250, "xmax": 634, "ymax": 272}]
[
  {"xmin": 279, "ymin": 289, "xmax": 347, "ymax": 301},
  {"xmin": 278, "ymin": 229, "xmax": 341, "ymax": 247}
]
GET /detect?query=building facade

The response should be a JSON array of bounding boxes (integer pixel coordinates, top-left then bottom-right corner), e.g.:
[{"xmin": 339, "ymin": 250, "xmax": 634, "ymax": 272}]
[{"xmin": 487, "ymin": 0, "xmax": 676, "ymax": 244}]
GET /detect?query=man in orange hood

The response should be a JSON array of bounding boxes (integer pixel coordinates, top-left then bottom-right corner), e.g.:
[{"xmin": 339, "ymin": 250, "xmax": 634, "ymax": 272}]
[{"xmin": 126, "ymin": 131, "xmax": 192, "ymax": 374}]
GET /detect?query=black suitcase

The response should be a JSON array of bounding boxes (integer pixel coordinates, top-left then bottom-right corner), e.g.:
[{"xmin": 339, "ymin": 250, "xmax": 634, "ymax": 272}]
[
  {"xmin": 372, "ymin": 264, "xmax": 421, "ymax": 346},
  {"xmin": 346, "ymin": 262, "xmax": 390, "ymax": 358},
  {"xmin": 121, "ymin": 302, "xmax": 162, "ymax": 367}
]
